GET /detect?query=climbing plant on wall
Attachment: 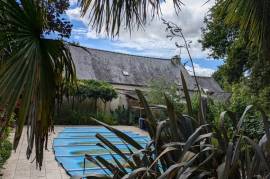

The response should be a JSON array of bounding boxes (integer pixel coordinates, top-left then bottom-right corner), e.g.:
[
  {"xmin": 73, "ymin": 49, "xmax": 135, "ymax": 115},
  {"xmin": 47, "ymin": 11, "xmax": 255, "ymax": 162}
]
[{"xmin": 76, "ymin": 80, "xmax": 118, "ymax": 104}]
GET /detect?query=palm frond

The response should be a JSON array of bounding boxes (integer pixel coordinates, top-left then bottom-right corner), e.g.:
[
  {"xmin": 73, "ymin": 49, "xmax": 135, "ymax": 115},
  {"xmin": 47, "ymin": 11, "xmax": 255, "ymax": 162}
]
[
  {"xmin": 78, "ymin": 0, "xmax": 183, "ymax": 37},
  {"xmin": 0, "ymin": 0, "xmax": 75, "ymax": 168},
  {"xmin": 223, "ymin": 0, "xmax": 270, "ymax": 58}
]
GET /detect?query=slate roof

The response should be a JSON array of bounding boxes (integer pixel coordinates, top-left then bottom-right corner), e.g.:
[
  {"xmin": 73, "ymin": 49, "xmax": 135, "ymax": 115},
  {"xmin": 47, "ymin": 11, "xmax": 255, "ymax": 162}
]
[
  {"xmin": 69, "ymin": 45, "xmax": 230, "ymax": 101},
  {"xmin": 69, "ymin": 45, "xmax": 197, "ymax": 90},
  {"xmin": 192, "ymin": 76, "xmax": 231, "ymax": 101},
  {"xmin": 193, "ymin": 76, "xmax": 224, "ymax": 93}
]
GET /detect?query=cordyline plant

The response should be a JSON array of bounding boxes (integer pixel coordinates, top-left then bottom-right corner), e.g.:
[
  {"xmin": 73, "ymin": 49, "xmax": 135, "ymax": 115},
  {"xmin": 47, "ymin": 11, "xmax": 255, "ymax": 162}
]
[{"xmin": 72, "ymin": 72, "xmax": 270, "ymax": 179}]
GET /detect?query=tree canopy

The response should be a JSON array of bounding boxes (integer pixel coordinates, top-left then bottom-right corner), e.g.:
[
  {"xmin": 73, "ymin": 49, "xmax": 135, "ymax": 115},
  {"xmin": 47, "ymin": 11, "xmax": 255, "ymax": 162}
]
[
  {"xmin": 200, "ymin": 0, "xmax": 270, "ymax": 112},
  {"xmin": 220, "ymin": 0, "xmax": 270, "ymax": 60},
  {"xmin": 45, "ymin": 0, "xmax": 72, "ymax": 38},
  {"xmin": 200, "ymin": 1, "xmax": 270, "ymax": 91},
  {"xmin": 76, "ymin": 80, "xmax": 118, "ymax": 103}
]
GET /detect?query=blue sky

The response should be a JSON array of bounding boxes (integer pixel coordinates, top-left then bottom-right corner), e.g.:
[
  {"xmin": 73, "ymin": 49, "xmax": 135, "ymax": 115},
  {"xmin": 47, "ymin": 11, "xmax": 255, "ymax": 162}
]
[{"xmin": 66, "ymin": 0, "xmax": 223, "ymax": 76}]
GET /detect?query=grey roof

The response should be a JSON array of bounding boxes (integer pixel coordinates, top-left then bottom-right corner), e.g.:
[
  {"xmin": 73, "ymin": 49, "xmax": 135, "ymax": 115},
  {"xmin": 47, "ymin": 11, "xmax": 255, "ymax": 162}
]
[
  {"xmin": 69, "ymin": 45, "xmax": 197, "ymax": 89},
  {"xmin": 210, "ymin": 92, "xmax": 231, "ymax": 101},
  {"xmin": 192, "ymin": 76, "xmax": 231, "ymax": 101},
  {"xmin": 193, "ymin": 76, "xmax": 224, "ymax": 93},
  {"xmin": 69, "ymin": 45, "xmax": 230, "ymax": 101}
]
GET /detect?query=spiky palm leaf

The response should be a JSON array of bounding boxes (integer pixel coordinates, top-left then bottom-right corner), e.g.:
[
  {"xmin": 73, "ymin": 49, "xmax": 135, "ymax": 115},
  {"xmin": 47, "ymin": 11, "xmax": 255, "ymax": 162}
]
[
  {"xmin": 222, "ymin": 0, "xmax": 270, "ymax": 59},
  {"xmin": 78, "ymin": 0, "xmax": 183, "ymax": 36},
  {"xmin": 0, "ymin": 0, "xmax": 75, "ymax": 168}
]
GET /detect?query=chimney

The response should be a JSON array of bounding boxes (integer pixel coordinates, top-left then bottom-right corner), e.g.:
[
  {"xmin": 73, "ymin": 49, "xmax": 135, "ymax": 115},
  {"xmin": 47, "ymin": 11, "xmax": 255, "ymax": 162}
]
[{"xmin": 171, "ymin": 55, "xmax": 181, "ymax": 66}]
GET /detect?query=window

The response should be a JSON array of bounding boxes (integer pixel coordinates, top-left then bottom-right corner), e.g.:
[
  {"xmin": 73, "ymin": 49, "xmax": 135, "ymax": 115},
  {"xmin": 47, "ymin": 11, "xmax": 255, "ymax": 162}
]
[{"xmin": 122, "ymin": 70, "xmax": 129, "ymax": 76}]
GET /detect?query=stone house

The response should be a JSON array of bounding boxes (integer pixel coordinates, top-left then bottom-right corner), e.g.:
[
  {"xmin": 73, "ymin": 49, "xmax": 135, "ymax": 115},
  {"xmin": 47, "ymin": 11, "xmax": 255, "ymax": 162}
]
[{"xmin": 69, "ymin": 45, "xmax": 230, "ymax": 111}]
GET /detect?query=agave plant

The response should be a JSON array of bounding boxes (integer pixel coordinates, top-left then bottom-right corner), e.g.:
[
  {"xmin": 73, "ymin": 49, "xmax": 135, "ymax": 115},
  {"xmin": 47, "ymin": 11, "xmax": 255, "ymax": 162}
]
[{"xmin": 72, "ymin": 70, "xmax": 270, "ymax": 179}]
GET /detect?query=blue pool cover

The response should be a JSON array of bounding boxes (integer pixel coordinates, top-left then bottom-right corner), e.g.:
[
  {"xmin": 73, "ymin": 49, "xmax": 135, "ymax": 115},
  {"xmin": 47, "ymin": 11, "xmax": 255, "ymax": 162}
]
[{"xmin": 53, "ymin": 127, "xmax": 149, "ymax": 177}]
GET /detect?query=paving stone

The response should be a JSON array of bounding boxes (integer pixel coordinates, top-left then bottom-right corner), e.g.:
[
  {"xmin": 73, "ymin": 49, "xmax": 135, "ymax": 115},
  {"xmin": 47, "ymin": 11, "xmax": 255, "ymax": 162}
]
[{"xmin": 45, "ymin": 169, "xmax": 62, "ymax": 179}]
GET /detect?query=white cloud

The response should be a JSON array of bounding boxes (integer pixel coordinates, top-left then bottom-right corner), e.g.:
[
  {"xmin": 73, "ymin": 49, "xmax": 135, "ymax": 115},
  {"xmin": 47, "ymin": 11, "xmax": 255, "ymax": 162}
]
[
  {"xmin": 66, "ymin": 7, "xmax": 81, "ymax": 20},
  {"xmin": 86, "ymin": 30, "xmax": 106, "ymax": 39},
  {"xmin": 69, "ymin": 0, "xmax": 77, "ymax": 6},
  {"xmin": 66, "ymin": 0, "xmax": 215, "ymax": 59},
  {"xmin": 72, "ymin": 28, "xmax": 87, "ymax": 34},
  {"xmin": 113, "ymin": 49, "xmax": 131, "ymax": 54},
  {"xmin": 185, "ymin": 63, "xmax": 215, "ymax": 77}
]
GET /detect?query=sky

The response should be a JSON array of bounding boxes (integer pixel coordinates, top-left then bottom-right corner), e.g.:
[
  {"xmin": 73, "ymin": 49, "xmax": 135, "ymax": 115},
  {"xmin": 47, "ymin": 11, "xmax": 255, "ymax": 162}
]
[{"xmin": 66, "ymin": 0, "xmax": 223, "ymax": 77}]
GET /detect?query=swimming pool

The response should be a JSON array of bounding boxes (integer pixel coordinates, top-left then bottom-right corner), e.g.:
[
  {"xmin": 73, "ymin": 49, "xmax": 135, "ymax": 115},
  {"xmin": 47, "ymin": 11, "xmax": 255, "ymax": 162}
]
[{"xmin": 53, "ymin": 127, "xmax": 149, "ymax": 177}]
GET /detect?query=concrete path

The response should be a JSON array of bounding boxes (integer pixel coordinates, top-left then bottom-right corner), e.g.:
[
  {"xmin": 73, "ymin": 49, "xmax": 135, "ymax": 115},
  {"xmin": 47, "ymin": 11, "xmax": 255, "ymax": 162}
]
[{"xmin": 1, "ymin": 126, "xmax": 148, "ymax": 179}]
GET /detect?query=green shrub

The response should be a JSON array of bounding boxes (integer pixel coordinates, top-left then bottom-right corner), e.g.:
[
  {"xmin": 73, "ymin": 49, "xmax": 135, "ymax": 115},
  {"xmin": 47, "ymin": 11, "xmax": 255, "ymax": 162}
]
[
  {"xmin": 0, "ymin": 113, "xmax": 13, "ymax": 172},
  {"xmin": 75, "ymin": 59, "xmax": 270, "ymax": 178},
  {"xmin": 111, "ymin": 106, "xmax": 136, "ymax": 125},
  {"xmin": 0, "ymin": 113, "xmax": 13, "ymax": 171},
  {"xmin": 55, "ymin": 99, "xmax": 139, "ymax": 125},
  {"xmin": 190, "ymin": 93, "xmax": 226, "ymax": 124},
  {"xmin": 230, "ymin": 83, "xmax": 265, "ymax": 139},
  {"xmin": 74, "ymin": 80, "xmax": 118, "ymax": 104},
  {"xmin": 55, "ymin": 105, "xmax": 93, "ymax": 125},
  {"xmin": 54, "ymin": 105, "xmax": 118, "ymax": 125},
  {"xmin": 96, "ymin": 111, "xmax": 117, "ymax": 125},
  {"xmin": 146, "ymin": 79, "xmax": 185, "ymax": 113},
  {"xmin": 81, "ymin": 89, "xmax": 270, "ymax": 179},
  {"xmin": 189, "ymin": 84, "xmax": 266, "ymax": 140},
  {"xmin": 0, "ymin": 139, "xmax": 12, "ymax": 169},
  {"xmin": 0, "ymin": 121, "xmax": 12, "ymax": 171},
  {"xmin": 257, "ymin": 86, "xmax": 270, "ymax": 113}
]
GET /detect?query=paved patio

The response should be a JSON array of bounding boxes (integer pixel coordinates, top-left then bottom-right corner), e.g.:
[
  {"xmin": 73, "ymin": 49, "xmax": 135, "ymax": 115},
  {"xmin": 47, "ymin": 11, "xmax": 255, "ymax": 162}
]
[{"xmin": 1, "ymin": 126, "xmax": 148, "ymax": 179}]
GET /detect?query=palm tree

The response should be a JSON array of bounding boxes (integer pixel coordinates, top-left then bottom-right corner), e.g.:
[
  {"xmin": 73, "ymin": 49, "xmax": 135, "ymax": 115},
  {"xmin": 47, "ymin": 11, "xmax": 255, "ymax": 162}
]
[
  {"xmin": 221, "ymin": 0, "xmax": 270, "ymax": 59},
  {"xmin": 0, "ymin": 0, "xmax": 183, "ymax": 167},
  {"xmin": 0, "ymin": 0, "xmax": 184, "ymax": 168},
  {"xmin": 0, "ymin": 0, "xmax": 76, "ymax": 168}
]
